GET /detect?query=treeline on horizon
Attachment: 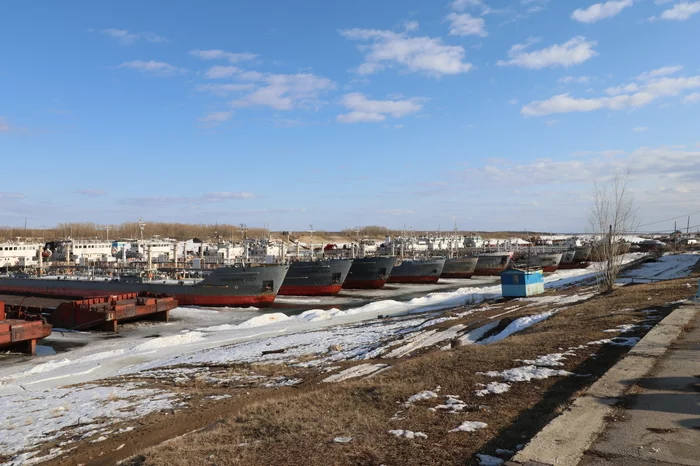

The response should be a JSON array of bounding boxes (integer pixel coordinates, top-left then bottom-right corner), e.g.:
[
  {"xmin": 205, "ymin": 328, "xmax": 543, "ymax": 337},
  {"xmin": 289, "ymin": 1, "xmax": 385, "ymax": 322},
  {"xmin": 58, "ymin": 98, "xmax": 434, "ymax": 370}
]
[{"xmin": 0, "ymin": 222, "xmax": 533, "ymax": 242}]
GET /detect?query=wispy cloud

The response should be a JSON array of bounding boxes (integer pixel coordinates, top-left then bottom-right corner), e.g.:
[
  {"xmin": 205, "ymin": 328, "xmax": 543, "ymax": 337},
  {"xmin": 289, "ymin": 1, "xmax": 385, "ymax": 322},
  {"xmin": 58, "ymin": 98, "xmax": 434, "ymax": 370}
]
[
  {"xmin": 195, "ymin": 83, "xmax": 254, "ymax": 95},
  {"xmin": 99, "ymin": 28, "xmax": 167, "ymax": 45},
  {"xmin": 659, "ymin": 1, "xmax": 700, "ymax": 20},
  {"xmin": 123, "ymin": 191, "xmax": 255, "ymax": 206},
  {"xmin": 632, "ymin": 126, "xmax": 648, "ymax": 132},
  {"xmin": 559, "ymin": 75, "xmax": 591, "ymax": 84},
  {"xmin": 0, "ymin": 117, "xmax": 10, "ymax": 133},
  {"xmin": 204, "ymin": 66, "xmax": 240, "ymax": 79},
  {"xmin": 118, "ymin": 60, "xmax": 185, "ymax": 76},
  {"xmin": 231, "ymin": 73, "xmax": 336, "ymax": 110},
  {"xmin": 684, "ymin": 92, "xmax": 700, "ymax": 104},
  {"xmin": 189, "ymin": 49, "xmax": 257, "ymax": 63},
  {"xmin": 571, "ymin": 0, "xmax": 634, "ymax": 23},
  {"xmin": 198, "ymin": 111, "xmax": 233, "ymax": 124},
  {"xmin": 340, "ymin": 26, "xmax": 473, "ymax": 76},
  {"xmin": 446, "ymin": 13, "xmax": 487, "ymax": 37},
  {"xmin": 74, "ymin": 189, "xmax": 107, "ymax": 197},
  {"xmin": 522, "ymin": 66, "xmax": 699, "ymax": 116},
  {"xmin": 497, "ymin": 36, "xmax": 597, "ymax": 69},
  {"xmin": 336, "ymin": 93, "xmax": 424, "ymax": 123}
]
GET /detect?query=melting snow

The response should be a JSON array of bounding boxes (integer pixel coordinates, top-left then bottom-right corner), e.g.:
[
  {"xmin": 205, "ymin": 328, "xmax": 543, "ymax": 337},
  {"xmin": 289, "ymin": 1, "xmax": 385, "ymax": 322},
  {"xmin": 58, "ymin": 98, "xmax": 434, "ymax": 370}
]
[
  {"xmin": 588, "ymin": 337, "xmax": 640, "ymax": 347},
  {"xmin": 477, "ymin": 454, "xmax": 505, "ymax": 465},
  {"xmin": 478, "ymin": 365, "xmax": 572, "ymax": 382},
  {"xmin": 449, "ymin": 421, "xmax": 488, "ymax": 433},
  {"xmin": 0, "ymin": 383, "xmax": 180, "ymax": 463},
  {"xmin": 388, "ymin": 429, "xmax": 428, "ymax": 439},
  {"xmin": 406, "ymin": 389, "xmax": 440, "ymax": 405},
  {"xmin": 322, "ymin": 364, "xmax": 390, "ymax": 383},
  {"xmin": 475, "ymin": 382, "xmax": 511, "ymax": 397},
  {"xmin": 478, "ymin": 310, "xmax": 558, "ymax": 345}
]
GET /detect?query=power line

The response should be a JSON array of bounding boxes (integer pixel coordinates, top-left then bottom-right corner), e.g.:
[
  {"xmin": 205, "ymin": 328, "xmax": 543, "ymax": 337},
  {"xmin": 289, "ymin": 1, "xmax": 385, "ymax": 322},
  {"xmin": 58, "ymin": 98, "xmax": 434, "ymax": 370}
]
[{"xmin": 636, "ymin": 209, "xmax": 700, "ymax": 229}]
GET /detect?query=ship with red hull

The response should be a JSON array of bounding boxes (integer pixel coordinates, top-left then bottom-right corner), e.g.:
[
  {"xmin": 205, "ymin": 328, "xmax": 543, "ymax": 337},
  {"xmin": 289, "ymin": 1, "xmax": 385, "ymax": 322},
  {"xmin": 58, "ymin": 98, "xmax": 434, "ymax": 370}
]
[
  {"xmin": 278, "ymin": 259, "xmax": 353, "ymax": 296},
  {"xmin": 473, "ymin": 253, "xmax": 512, "ymax": 276},
  {"xmin": 440, "ymin": 257, "xmax": 479, "ymax": 278},
  {"xmin": 387, "ymin": 258, "xmax": 446, "ymax": 284},
  {"xmin": 0, "ymin": 265, "xmax": 290, "ymax": 307},
  {"xmin": 342, "ymin": 256, "xmax": 397, "ymax": 289}
]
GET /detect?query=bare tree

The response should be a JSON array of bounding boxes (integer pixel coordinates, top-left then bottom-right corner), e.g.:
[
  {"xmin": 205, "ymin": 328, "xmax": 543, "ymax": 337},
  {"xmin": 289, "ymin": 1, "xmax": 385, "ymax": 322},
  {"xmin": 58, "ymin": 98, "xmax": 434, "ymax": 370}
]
[{"xmin": 589, "ymin": 172, "xmax": 639, "ymax": 293}]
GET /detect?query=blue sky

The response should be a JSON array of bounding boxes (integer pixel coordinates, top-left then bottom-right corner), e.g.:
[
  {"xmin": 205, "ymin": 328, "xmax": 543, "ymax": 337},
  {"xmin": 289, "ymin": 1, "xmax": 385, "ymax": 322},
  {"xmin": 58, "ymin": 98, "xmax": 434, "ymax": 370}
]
[{"xmin": 1, "ymin": 0, "xmax": 699, "ymax": 233}]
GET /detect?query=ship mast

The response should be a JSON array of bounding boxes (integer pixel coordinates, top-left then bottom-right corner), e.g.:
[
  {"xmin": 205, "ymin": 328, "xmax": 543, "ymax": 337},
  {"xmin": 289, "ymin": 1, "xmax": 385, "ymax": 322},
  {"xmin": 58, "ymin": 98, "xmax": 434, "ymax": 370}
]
[{"xmin": 308, "ymin": 225, "xmax": 314, "ymax": 261}]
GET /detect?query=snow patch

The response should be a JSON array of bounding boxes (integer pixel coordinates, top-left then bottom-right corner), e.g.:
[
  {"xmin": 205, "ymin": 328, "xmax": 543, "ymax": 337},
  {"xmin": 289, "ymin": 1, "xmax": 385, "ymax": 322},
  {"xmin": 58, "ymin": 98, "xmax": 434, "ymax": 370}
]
[
  {"xmin": 478, "ymin": 365, "xmax": 572, "ymax": 382},
  {"xmin": 322, "ymin": 364, "xmax": 390, "ymax": 383},
  {"xmin": 449, "ymin": 421, "xmax": 488, "ymax": 433},
  {"xmin": 388, "ymin": 429, "xmax": 428, "ymax": 439},
  {"xmin": 479, "ymin": 310, "xmax": 558, "ymax": 345},
  {"xmin": 475, "ymin": 382, "xmax": 511, "ymax": 397}
]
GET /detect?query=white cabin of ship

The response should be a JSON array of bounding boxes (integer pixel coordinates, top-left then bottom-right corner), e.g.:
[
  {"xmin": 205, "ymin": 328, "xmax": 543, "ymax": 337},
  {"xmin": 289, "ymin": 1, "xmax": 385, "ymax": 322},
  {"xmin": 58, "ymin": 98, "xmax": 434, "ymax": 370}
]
[
  {"xmin": 70, "ymin": 240, "xmax": 113, "ymax": 260},
  {"xmin": 131, "ymin": 240, "xmax": 175, "ymax": 259},
  {"xmin": 0, "ymin": 242, "xmax": 42, "ymax": 267}
]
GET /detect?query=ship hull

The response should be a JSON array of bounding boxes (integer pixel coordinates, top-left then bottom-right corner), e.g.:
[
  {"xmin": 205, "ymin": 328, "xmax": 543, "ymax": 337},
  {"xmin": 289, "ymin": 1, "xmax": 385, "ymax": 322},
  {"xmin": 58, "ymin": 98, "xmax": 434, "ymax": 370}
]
[
  {"xmin": 342, "ymin": 256, "xmax": 397, "ymax": 289},
  {"xmin": 0, "ymin": 265, "xmax": 289, "ymax": 308},
  {"xmin": 473, "ymin": 253, "xmax": 511, "ymax": 276},
  {"xmin": 440, "ymin": 257, "xmax": 478, "ymax": 279},
  {"xmin": 387, "ymin": 258, "xmax": 446, "ymax": 284},
  {"xmin": 514, "ymin": 253, "xmax": 563, "ymax": 273},
  {"xmin": 278, "ymin": 259, "xmax": 353, "ymax": 296}
]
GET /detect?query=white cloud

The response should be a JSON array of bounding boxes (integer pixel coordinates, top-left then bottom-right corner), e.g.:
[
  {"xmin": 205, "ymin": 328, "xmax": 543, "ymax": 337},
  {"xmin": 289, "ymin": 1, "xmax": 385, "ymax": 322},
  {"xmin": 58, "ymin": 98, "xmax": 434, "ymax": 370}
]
[
  {"xmin": 522, "ymin": 72, "xmax": 700, "ymax": 116},
  {"xmin": 336, "ymin": 92, "xmax": 423, "ymax": 123},
  {"xmin": 189, "ymin": 50, "xmax": 257, "ymax": 63},
  {"xmin": 232, "ymin": 73, "xmax": 336, "ymax": 110},
  {"xmin": 205, "ymin": 65, "xmax": 240, "ymax": 79},
  {"xmin": 559, "ymin": 75, "xmax": 591, "ymax": 84},
  {"xmin": 0, "ymin": 117, "xmax": 9, "ymax": 133},
  {"xmin": 118, "ymin": 60, "xmax": 184, "ymax": 76},
  {"xmin": 684, "ymin": 92, "xmax": 700, "ymax": 104},
  {"xmin": 100, "ymin": 28, "xmax": 166, "ymax": 45},
  {"xmin": 571, "ymin": 0, "xmax": 634, "ymax": 23},
  {"xmin": 660, "ymin": 1, "xmax": 700, "ymax": 20},
  {"xmin": 195, "ymin": 83, "xmax": 254, "ymax": 95},
  {"xmin": 636, "ymin": 65, "xmax": 683, "ymax": 81},
  {"xmin": 199, "ymin": 111, "xmax": 233, "ymax": 123},
  {"xmin": 497, "ymin": 36, "xmax": 597, "ymax": 69},
  {"xmin": 340, "ymin": 27, "xmax": 473, "ymax": 76},
  {"xmin": 467, "ymin": 145, "xmax": 700, "ymax": 188},
  {"xmin": 446, "ymin": 13, "xmax": 488, "ymax": 37},
  {"xmin": 632, "ymin": 126, "xmax": 648, "ymax": 132},
  {"xmin": 508, "ymin": 98, "xmax": 518, "ymax": 104}
]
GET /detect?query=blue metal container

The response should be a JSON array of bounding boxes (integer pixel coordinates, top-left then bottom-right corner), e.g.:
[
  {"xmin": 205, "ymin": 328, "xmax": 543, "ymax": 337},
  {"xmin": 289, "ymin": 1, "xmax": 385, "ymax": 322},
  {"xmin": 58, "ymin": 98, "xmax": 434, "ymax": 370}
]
[{"xmin": 501, "ymin": 269, "xmax": 544, "ymax": 298}]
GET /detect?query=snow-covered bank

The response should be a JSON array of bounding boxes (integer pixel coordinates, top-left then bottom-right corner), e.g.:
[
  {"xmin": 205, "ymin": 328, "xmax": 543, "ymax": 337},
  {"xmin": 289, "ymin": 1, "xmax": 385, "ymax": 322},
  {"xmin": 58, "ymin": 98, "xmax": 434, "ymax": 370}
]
[
  {"xmin": 617, "ymin": 253, "xmax": 699, "ymax": 283},
  {"xmin": 0, "ymin": 254, "xmax": 648, "ymax": 395}
]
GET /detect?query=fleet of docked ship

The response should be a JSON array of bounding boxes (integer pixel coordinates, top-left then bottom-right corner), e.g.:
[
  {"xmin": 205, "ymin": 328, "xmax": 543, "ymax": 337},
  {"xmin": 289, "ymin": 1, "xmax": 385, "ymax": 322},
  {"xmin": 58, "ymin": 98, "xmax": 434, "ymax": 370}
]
[{"xmin": 0, "ymin": 233, "xmax": 594, "ymax": 307}]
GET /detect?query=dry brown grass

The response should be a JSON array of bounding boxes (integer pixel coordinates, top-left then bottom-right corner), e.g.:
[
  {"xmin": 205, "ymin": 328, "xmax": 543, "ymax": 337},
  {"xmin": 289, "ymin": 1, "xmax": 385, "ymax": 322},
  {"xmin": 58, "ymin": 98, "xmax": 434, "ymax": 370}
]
[{"xmin": 102, "ymin": 278, "xmax": 697, "ymax": 466}]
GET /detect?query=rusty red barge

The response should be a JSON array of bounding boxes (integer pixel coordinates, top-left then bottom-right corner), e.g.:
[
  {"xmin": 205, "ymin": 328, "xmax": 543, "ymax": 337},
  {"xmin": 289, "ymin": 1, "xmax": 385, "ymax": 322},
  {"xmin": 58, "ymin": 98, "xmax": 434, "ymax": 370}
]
[
  {"xmin": 0, "ymin": 301, "xmax": 52, "ymax": 355},
  {"xmin": 0, "ymin": 292, "xmax": 178, "ymax": 333}
]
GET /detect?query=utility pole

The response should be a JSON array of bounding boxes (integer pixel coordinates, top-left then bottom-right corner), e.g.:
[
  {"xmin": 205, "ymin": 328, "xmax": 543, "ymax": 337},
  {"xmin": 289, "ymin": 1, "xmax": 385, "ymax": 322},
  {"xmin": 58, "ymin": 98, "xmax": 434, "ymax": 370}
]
[{"xmin": 674, "ymin": 221, "xmax": 678, "ymax": 253}]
